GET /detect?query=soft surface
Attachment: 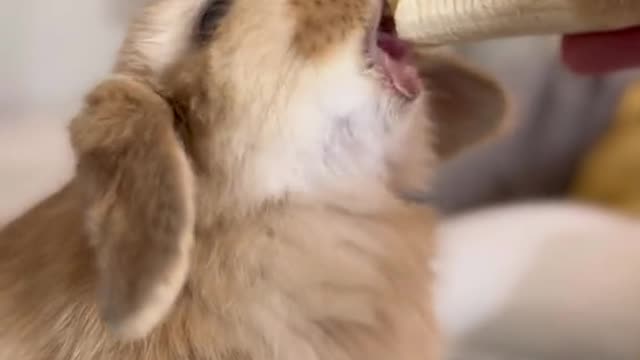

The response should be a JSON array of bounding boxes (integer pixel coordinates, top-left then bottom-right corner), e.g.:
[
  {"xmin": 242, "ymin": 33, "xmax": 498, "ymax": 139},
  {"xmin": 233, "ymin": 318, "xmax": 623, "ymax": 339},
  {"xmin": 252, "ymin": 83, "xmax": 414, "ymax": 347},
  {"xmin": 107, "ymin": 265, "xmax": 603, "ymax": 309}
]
[{"xmin": 438, "ymin": 202, "xmax": 640, "ymax": 360}]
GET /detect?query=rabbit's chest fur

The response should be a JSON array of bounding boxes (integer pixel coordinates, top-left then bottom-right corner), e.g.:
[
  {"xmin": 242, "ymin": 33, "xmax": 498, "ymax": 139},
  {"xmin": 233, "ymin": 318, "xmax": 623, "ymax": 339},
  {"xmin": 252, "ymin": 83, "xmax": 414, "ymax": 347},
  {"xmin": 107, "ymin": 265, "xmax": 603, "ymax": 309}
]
[
  {"xmin": 0, "ymin": 190, "xmax": 436, "ymax": 360},
  {"xmin": 185, "ymin": 204, "xmax": 437, "ymax": 360}
]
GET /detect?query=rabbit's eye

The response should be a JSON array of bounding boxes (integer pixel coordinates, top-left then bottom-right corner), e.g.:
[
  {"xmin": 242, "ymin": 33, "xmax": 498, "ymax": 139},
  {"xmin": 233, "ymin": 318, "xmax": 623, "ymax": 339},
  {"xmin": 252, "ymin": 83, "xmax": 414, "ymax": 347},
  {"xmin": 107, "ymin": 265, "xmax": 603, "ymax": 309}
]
[{"xmin": 194, "ymin": 0, "xmax": 232, "ymax": 45}]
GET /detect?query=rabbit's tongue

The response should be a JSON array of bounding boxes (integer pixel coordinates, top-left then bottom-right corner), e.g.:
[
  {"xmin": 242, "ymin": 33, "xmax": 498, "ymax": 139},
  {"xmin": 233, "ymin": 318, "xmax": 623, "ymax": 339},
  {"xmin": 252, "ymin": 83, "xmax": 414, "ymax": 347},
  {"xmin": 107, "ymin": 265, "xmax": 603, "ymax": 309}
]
[{"xmin": 377, "ymin": 32, "xmax": 422, "ymax": 99}]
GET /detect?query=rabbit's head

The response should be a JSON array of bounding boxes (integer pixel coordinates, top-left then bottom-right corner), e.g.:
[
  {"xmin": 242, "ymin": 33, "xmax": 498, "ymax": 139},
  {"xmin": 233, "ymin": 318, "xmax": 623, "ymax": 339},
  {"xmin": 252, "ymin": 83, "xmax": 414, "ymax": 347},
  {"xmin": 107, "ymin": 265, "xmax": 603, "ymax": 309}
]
[
  {"xmin": 113, "ymin": 0, "xmax": 422, "ymax": 203},
  {"xmin": 112, "ymin": 0, "xmax": 505, "ymax": 205},
  {"xmin": 70, "ymin": 0, "xmax": 506, "ymax": 342}
]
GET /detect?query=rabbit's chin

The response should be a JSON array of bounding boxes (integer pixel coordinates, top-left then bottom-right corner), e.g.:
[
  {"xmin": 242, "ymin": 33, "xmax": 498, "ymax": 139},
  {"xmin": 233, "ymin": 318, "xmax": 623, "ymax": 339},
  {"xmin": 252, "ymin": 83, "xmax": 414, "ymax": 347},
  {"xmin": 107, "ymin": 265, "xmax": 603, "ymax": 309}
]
[{"xmin": 365, "ymin": 0, "xmax": 422, "ymax": 101}]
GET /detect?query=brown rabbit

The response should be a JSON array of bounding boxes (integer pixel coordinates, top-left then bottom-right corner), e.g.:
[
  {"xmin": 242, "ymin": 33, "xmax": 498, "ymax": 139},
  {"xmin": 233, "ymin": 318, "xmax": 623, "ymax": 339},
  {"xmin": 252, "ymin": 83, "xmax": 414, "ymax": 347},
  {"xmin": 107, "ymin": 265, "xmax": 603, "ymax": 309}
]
[{"xmin": 0, "ymin": 0, "xmax": 505, "ymax": 359}]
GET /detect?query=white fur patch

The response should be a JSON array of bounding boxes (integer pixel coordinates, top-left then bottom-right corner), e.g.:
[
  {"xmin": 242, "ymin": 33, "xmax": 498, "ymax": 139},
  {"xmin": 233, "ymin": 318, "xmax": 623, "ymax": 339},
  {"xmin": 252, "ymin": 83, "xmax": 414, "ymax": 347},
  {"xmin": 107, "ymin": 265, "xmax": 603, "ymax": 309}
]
[{"xmin": 242, "ymin": 34, "xmax": 420, "ymax": 203}]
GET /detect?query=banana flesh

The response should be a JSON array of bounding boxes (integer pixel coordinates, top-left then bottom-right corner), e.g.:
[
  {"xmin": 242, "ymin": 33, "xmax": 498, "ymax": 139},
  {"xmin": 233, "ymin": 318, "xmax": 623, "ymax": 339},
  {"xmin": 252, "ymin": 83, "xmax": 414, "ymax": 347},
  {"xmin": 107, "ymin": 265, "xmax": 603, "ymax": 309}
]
[{"xmin": 392, "ymin": 0, "xmax": 640, "ymax": 45}]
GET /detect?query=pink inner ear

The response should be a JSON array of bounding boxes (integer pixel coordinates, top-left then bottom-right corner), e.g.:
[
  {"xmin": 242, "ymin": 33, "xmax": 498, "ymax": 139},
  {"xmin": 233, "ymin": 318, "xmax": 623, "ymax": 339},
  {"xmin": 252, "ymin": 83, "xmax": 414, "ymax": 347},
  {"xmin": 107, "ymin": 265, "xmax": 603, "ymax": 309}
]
[{"xmin": 562, "ymin": 26, "xmax": 640, "ymax": 74}]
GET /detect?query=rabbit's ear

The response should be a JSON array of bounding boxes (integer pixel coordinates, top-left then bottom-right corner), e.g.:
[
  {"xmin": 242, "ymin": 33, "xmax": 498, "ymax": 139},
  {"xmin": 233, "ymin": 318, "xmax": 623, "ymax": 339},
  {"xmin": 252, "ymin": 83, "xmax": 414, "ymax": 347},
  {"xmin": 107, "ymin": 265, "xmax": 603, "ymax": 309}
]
[
  {"xmin": 70, "ymin": 76, "xmax": 195, "ymax": 341},
  {"xmin": 416, "ymin": 51, "xmax": 508, "ymax": 159}
]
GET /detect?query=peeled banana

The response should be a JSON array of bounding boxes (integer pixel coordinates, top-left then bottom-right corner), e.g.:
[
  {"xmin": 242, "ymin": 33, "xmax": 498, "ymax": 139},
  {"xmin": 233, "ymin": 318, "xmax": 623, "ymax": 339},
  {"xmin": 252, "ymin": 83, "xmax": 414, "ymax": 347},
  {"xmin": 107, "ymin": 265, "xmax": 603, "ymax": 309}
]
[{"xmin": 392, "ymin": 0, "xmax": 640, "ymax": 45}]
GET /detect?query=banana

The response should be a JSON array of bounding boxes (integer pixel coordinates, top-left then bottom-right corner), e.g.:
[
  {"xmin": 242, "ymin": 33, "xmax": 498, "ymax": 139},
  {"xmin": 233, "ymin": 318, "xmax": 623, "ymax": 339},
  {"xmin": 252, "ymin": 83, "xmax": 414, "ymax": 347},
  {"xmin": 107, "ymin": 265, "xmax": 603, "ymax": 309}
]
[{"xmin": 393, "ymin": 0, "xmax": 640, "ymax": 45}]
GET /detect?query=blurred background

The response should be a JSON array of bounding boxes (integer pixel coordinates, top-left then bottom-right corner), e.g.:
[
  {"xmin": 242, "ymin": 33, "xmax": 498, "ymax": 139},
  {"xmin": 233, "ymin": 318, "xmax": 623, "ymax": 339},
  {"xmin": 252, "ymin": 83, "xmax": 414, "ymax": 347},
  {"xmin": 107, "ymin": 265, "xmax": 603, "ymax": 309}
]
[
  {"xmin": 0, "ymin": 0, "xmax": 130, "ymax": 219},
  {"xmin": 2, "ymin": 1, "xmax": 640, "ymax": 359}
]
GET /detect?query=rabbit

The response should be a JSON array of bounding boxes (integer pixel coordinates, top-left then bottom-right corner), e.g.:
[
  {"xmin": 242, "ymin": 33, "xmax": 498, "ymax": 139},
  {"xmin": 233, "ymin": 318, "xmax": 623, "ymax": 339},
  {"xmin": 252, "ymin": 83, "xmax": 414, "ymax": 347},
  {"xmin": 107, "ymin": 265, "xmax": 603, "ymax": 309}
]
[{"xmin": 0, "ymin": 0, "xmax": 505, "ymax": 359}]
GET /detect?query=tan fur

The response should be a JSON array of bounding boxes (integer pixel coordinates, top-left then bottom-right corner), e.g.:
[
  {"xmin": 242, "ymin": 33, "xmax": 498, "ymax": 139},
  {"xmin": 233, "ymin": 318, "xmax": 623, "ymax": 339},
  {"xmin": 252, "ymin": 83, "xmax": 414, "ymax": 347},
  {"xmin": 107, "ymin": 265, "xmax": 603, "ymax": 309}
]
[
  {"xmin": 0, "ymin": 0, "xmax": 504, "ymax": 359},
  {"xmin": 290, "ymin": 0, "xmax": 368, "ymax": 57},
  {"xmin": 69, "ymin": 75, "xmax": 196, "ymax": 340}
]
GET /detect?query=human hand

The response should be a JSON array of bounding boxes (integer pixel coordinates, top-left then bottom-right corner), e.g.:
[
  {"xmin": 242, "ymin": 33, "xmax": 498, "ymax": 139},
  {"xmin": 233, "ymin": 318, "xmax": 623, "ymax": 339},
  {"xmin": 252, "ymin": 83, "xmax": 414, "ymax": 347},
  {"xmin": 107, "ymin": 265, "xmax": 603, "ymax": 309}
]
[{"xmin": 562, "ymin": 26, "xmax": 640, "ymax": 74}]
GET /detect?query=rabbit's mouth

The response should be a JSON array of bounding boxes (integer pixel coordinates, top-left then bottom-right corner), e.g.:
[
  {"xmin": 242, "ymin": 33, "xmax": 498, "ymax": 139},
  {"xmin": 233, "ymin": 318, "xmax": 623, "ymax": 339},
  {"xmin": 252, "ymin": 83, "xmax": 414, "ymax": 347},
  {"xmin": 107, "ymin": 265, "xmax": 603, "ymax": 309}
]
[{"xmin": 366, "ymin": 1, "xmax": 422, "ymax": 100}]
